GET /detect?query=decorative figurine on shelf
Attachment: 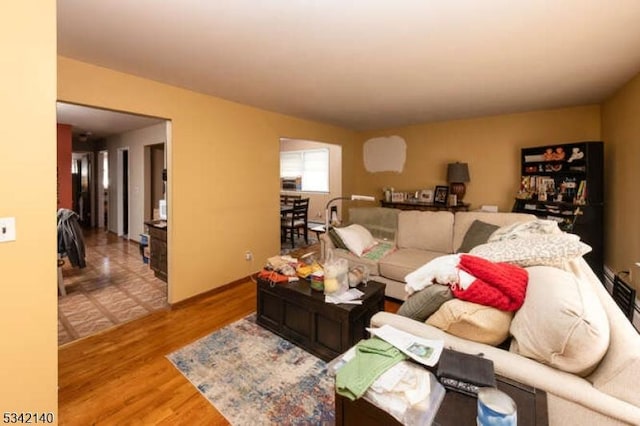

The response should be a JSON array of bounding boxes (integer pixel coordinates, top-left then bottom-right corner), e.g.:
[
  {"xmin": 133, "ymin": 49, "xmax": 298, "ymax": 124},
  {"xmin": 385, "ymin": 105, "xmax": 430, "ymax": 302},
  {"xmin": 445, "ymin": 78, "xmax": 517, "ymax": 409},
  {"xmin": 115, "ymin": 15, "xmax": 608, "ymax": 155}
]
[
  {"xmin": 567, "ymin": 147, "xmax": 585, "ymax": 163},
  {"xmin": 543, "ymin": 148, "xmax": 554, "ymax": 161},
  {"xmin": 552, "ymin": 147, "xmax": 565, "ymax": 160}
]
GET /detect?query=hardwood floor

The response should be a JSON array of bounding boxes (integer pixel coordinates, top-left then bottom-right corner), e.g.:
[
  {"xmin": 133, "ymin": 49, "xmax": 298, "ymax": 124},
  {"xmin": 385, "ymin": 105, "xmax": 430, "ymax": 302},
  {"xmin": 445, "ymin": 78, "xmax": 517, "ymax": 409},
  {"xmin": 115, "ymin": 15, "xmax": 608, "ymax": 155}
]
[{"xmin": 58, "ymin": 279, "xmax": 401, "ymax": 425}]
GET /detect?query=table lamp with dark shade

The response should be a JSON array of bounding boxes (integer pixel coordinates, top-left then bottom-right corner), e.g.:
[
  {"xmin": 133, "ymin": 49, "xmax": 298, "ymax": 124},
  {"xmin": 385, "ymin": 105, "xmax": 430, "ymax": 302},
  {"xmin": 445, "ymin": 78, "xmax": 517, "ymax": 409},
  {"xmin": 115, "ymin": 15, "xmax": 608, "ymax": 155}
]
[{"xmin": 447, "ymin": 162, "xmax": 470, "ymax": 202}]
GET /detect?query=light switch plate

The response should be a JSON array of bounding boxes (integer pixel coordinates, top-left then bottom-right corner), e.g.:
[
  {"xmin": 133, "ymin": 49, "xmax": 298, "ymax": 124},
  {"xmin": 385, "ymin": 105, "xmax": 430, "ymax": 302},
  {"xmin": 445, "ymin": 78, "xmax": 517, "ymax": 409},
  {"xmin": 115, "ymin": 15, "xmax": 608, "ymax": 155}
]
[{"xmin": 0, "ymin": 217, "xmax": 16, "ymax": 242}]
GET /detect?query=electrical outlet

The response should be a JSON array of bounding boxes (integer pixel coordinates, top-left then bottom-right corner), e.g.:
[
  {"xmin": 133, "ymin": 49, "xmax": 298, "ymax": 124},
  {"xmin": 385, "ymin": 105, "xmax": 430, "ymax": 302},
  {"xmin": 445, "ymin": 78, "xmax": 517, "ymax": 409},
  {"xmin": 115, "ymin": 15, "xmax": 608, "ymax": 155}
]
[
  {"xmin": 245, "ymin": 250, "xmax": 253, "ymax": 261},
  {"xmin": 0, "ymin": 217, "xmax": 16, "ymax": 243}
]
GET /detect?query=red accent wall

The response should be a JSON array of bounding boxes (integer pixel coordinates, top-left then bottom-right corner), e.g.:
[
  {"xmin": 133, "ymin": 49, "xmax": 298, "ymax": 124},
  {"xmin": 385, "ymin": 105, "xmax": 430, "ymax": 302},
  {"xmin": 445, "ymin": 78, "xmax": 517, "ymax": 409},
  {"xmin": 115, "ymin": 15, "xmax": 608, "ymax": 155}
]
[{"xmin": 57, "ymin": 124, "xmax": 72, "ymax": 209}]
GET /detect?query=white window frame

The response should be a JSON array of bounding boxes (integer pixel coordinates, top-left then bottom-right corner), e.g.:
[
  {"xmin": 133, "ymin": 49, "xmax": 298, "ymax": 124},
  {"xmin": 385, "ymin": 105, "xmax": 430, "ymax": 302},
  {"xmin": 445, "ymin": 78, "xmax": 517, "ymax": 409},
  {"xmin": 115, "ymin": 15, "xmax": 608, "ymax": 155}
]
[{"xmin": 280, "ymin": 148, "xmax": 329, "ymax": 193}]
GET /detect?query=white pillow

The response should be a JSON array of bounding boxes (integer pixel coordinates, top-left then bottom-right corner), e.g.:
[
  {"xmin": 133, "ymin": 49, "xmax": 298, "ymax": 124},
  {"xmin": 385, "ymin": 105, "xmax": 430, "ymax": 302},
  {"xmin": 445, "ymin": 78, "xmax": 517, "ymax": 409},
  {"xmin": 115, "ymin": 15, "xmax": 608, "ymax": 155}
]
[
  {"xmin": 334, "ymin": 224, "xmax": 377, "ymax": 257},
  {"xmin": 510, "ymin": 266, "xmax": 610, "ymax": 376},
  {"xmin": 470, "ymin": 233, "xmax": 591, "ymax": 267}
]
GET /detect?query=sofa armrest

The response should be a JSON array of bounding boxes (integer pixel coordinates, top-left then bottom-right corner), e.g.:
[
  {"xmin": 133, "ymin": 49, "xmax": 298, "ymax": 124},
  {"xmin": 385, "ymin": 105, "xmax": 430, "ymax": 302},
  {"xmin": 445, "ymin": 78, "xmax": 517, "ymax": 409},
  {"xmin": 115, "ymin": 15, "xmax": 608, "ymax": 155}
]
[
  {"xmin": 319, "ymin": 232, "xmax": 332, "ymax": 259},
  {"xmin": 370, "ymin": 312, "xmax": 640, "ymax": 425}
]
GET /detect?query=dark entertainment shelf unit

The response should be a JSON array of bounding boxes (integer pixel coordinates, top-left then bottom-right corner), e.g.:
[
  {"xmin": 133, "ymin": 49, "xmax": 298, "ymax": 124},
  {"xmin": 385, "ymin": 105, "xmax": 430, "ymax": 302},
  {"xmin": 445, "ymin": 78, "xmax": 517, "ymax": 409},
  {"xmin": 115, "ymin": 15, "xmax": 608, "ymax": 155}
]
[{"xmin": 512, "ymin": 141, "xmax": 603, "ymax": 280}]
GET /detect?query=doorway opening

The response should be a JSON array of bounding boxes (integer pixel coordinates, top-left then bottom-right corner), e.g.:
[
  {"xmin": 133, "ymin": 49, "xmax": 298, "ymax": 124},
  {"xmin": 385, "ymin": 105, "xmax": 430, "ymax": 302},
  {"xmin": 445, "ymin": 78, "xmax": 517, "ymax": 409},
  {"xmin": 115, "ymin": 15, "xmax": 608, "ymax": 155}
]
[
  {"xmin": 97, "ymin": 150, "xmax": 109, "ymax": 229},
  {"xmin": 56, "ymin": 101, "xmax": 171, "ymax": 344},
  {"xmin": 72, "ymin": 152, "xmax": 92, "ymax": 226},
  {"xmin": 118, "ymin": 148, "xmax": 129, "ymax": 238}
]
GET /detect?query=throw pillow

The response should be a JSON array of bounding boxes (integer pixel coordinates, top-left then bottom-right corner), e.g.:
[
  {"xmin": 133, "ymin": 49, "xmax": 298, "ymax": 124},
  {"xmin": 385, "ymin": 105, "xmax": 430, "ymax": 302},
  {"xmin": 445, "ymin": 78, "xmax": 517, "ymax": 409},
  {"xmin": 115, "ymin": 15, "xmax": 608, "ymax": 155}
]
[
  {"xmin": 397, "ymin": 284, "xmax": 453, "ymax": 322},
  {"xmin": 457, "ymin": 220, "xmax": 500, "ymax": 253},
  {"xmin": 469, "ymin": 233, "xmax": 591, "ymax": 267},
  {"xmin": 334, "ymin": 224, "xmax": 377, "ymax": 257},
  {"xmin": 328, "ymin": 227, "xmax": 348, "ymax": 250},
  {"xmin": 509, "ymin": 265, "xmax": 610, "ymax": 376},
  {"xmin": 488, "ymin": 219, "xmax": 561, "ymax": 242},
  {"xmin": 426, "ymin": 299, "xmax": 514, "ymax": 346}
]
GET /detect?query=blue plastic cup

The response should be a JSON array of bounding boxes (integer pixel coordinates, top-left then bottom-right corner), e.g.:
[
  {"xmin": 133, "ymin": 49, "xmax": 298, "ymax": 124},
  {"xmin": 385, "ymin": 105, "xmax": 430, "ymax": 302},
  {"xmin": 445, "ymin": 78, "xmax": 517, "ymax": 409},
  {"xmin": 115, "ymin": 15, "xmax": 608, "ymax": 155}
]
[{"xmin": 477, "ymin": 387, "xmax": 517, "ymax": 426}]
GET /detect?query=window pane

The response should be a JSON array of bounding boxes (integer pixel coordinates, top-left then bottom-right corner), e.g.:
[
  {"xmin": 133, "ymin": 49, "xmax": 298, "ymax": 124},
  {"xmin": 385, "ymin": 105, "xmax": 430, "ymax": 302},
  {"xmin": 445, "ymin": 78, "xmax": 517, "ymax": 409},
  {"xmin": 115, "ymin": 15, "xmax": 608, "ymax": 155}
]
[
  {"xmin": 280, "ymin": 151, "xmax": 303, "ymax": 177},
  {"xmin": 302, "ymin": 149, "xmax": 328, "ymax": 192},
  {"xmin": 280, "ymin": 148, "xmax": 329, "ymax": 192}
]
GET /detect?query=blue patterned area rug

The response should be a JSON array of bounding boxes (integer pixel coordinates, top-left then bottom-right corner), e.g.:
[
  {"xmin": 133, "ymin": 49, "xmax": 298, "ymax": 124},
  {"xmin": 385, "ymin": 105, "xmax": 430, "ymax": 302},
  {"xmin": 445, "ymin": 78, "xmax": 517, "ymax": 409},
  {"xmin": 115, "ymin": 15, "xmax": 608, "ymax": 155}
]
[{"xmin": 167, "ymin": 314, "xmax": 335, "ymax": 425}]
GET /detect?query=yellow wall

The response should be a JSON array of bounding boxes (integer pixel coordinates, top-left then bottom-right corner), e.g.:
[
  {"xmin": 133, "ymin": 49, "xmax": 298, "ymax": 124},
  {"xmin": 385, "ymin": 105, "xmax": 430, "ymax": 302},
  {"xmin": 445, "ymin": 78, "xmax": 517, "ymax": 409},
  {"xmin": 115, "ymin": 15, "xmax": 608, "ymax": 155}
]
[
  {"xmin": 602, "ymin": 71, "xmax": 640, "ymax": 287},
  {"xmin": 0, "ymin": 2, "xmax": 58, "ymax": 416},
  {"xmin": 355, "ymin": 106, "xmax": 601, "ymax": 212},
  {"xmin": 58, "ymin": 57, "xmax": 358, "ymax": 303}
]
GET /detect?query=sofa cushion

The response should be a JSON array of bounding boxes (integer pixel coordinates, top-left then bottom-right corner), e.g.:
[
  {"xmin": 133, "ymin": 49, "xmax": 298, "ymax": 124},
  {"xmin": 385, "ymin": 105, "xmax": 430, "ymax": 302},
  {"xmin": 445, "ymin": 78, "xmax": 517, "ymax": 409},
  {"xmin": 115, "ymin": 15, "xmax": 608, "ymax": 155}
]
[
  {"xmin": 397, "ymin": 211, "xmax": 454, "ymax": 253},
  {"xmin": 347, "ymin": 207, "xmax": 400, "ymax": 241},
  {"xmin": 469, "ymin": 233, "xmax": 591, "ymax": 268},
  {"xmin": 426, "ymin": 299, "xmax": 513, "ymax": 346},
  {"xmin": 509, "ymin": 265, "xmax": 610, "ymax": 376},
  {"xmin": 379, "ymin": 248, "xmax": 443, "ymax": 283},
  {"xmin": 452, "ymin": 212, "xmax": 536, "ymax": 253},
  {"xmin": 456, "ymin": 220, "xmax": 500, "ymax": 253},
  {"xmin": 334, "ymin": 224, "xmax": 377, "ymax": 257},
  {"xmin": 397, "ymin": 284, "xmax": 453, "ymax": 322}
]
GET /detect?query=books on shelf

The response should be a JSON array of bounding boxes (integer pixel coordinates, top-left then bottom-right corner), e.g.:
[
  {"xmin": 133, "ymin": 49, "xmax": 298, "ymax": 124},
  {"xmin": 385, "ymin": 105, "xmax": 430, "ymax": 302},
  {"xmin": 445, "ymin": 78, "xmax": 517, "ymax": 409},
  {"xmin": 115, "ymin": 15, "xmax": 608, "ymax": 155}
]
[{"xmin": 576, "ymin": 180, "xmax": 587, "ymax": 203}]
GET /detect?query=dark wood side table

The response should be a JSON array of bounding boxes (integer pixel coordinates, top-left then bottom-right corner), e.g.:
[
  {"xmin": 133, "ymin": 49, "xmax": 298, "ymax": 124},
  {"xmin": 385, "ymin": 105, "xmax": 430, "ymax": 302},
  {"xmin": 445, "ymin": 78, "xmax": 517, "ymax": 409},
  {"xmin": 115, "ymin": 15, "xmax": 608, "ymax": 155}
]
[
  {"xmin": 380, "ymin": 200, "xmax": 470, "ymax": 212},
  {"xmin": 335, "ymin": 374, "xmax": 547, "ymax": 426},
  {"xmin": 256, "ymin": 277, "xmax": 385, "ymax": 362},
  {"xmin": 145, "ymin": 221, "xmax": 167, "ymax": 282}
]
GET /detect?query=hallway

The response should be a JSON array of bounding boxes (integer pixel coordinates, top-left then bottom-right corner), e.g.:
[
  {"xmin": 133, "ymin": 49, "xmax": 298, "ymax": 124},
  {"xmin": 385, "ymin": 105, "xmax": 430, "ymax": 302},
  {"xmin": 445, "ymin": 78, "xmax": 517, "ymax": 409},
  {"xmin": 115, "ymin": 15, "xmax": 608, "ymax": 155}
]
[{"xmin": 58, "ymin": 228, "xmax": 168, "ymax": 345}]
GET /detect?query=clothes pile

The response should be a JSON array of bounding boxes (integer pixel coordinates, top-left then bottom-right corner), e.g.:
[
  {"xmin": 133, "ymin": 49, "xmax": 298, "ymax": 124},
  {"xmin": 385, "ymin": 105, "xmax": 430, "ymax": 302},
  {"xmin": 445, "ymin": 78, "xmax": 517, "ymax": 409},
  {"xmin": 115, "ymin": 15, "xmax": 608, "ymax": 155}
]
[
  {"xmin": 405, "ymin": 254, "xmax": 528, "ymax": 312},
  {"xmin": 57, "ymin": 208, "xmax": 86, "ymax": 268}
]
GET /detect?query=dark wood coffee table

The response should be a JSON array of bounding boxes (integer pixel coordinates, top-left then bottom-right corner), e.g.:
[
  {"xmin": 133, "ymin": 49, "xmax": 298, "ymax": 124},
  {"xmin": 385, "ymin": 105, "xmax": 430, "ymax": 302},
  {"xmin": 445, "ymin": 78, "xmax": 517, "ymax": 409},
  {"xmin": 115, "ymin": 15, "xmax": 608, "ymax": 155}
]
[
  {"xmin": 256, "ymin": 277, "xmax": 385, "ymax": 362},
  {"xmin": 335, "ymin": 374, "xmax": 548, "ymax": 426}
]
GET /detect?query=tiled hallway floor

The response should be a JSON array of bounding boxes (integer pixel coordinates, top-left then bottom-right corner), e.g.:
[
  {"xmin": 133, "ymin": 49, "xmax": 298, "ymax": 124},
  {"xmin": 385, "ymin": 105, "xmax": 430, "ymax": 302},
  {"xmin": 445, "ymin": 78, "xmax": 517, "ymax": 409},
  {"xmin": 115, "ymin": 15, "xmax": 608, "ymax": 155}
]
[{"xmin": 58, "ymin": 229, "xmax": 168, "ymax": 345}]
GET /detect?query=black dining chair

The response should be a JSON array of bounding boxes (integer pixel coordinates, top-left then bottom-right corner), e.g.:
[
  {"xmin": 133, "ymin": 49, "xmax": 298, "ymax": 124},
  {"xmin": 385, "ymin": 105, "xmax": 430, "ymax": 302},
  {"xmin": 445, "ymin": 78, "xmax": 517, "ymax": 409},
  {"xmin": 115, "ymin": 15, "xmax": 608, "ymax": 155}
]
[
  {"xmin": 613, "ymin": 273, "xmax": 636, "ymax": 321},
  {"xmin": 281, "ymin": 198, "xmax": 309, "ymax": 248},
  {"xmin": 281, "ymin": 194, "xmax": 302, "ymax": 205}
]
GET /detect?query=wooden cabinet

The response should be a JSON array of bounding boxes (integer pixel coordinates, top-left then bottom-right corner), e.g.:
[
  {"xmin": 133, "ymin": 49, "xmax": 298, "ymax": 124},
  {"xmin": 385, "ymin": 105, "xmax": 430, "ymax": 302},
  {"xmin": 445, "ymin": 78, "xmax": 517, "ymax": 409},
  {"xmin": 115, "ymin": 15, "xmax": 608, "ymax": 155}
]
[
  {"xmin": 512, "ymin": 141, "xmax": 603, "ymax": 279},
  {"xmin": 146, "ymin": 221, "xmax": 167, "ymax": 282},
  {"xmin": 380, "ymin": 201, "xmax": 470, "ymax": 212}
]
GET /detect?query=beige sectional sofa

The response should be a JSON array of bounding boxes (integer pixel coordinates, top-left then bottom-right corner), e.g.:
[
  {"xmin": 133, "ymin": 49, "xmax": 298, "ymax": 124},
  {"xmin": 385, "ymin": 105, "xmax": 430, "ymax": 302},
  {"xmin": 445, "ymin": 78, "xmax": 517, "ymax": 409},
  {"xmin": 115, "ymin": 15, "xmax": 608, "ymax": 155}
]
[
  {"xmin": 320, "ymin": 208, "xmax": 536, "ymax": 300},
  {"xmin": 371, "ymin": 258, "xmax": 640, "ymax": 425},
  {"xmin": 321, "ymin": 207, "xmax": 640, "ymax": 424}
]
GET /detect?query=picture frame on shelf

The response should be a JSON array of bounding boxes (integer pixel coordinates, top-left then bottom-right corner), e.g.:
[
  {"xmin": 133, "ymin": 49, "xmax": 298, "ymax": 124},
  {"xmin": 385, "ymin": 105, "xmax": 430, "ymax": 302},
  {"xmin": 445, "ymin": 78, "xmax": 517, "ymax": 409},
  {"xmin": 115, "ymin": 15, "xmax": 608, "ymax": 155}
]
[
  {"xmin": 419, "ymin": 189, "xmax": 434, "ymax": 203},
  {"xmin": 391, "ymin": 192, "xmax": 405, "ymax": 202},
  {"xmin": 434, "ymin": 186, "xmax": 449, "ymax": 205}
]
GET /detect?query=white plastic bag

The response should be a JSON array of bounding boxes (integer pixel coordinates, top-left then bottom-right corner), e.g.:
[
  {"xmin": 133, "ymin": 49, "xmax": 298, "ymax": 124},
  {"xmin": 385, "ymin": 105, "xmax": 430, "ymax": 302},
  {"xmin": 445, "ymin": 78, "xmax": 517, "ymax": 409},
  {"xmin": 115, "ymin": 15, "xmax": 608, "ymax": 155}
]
[{"xmin": 323, "ymin": 250, "xmax": 348, "ymax": 295}]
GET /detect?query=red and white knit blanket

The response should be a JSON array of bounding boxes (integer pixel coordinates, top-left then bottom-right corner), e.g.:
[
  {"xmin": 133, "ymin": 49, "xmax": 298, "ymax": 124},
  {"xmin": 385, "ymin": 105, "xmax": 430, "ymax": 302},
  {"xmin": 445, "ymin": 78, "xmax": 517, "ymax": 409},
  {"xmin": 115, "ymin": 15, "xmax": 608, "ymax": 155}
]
[
  {"xmin": 454, "ymin": 254, "xmax": 528, "ymax": 311},
  {"xmin": 404, "ymin": 254, "xmax": 528, "ymax": 311}
]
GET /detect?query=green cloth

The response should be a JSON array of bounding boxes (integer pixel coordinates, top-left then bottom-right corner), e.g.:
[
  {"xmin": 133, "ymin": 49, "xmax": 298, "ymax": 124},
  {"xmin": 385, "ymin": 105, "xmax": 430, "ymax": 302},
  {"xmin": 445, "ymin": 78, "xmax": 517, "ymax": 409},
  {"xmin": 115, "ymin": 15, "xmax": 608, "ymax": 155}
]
[
  {"xmin": 335, "ymin": 337, "xmax": 407, "ymax": 400},
  {"xmin": 362, "ymin": 241, "xmax": 395, "ymax": 261}
]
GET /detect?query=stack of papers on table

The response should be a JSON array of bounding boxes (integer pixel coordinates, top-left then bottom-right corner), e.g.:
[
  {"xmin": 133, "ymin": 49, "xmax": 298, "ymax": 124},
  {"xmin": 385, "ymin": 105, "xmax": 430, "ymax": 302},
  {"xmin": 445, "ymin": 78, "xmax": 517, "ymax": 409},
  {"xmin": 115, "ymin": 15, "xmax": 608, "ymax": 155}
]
[
  {"xmin": 367, "ymin": 324, "xmax": 444, "ymax": 367},
  {"xmin": 325, "ymin": 288, "xmax": 364, "ymax": 304}
]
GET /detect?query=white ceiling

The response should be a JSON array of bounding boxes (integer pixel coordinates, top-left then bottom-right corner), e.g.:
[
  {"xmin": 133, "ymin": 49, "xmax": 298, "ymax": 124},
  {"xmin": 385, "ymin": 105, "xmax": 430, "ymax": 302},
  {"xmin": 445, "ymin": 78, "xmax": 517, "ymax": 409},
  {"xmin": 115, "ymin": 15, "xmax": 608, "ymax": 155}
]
[
  {"xmin": 57, "ymin": 102, "xmax": 165, "ymax": 140},
  {"xmin": 57, "ymin": 0, "xmax": 640, "ymax": 131}
]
